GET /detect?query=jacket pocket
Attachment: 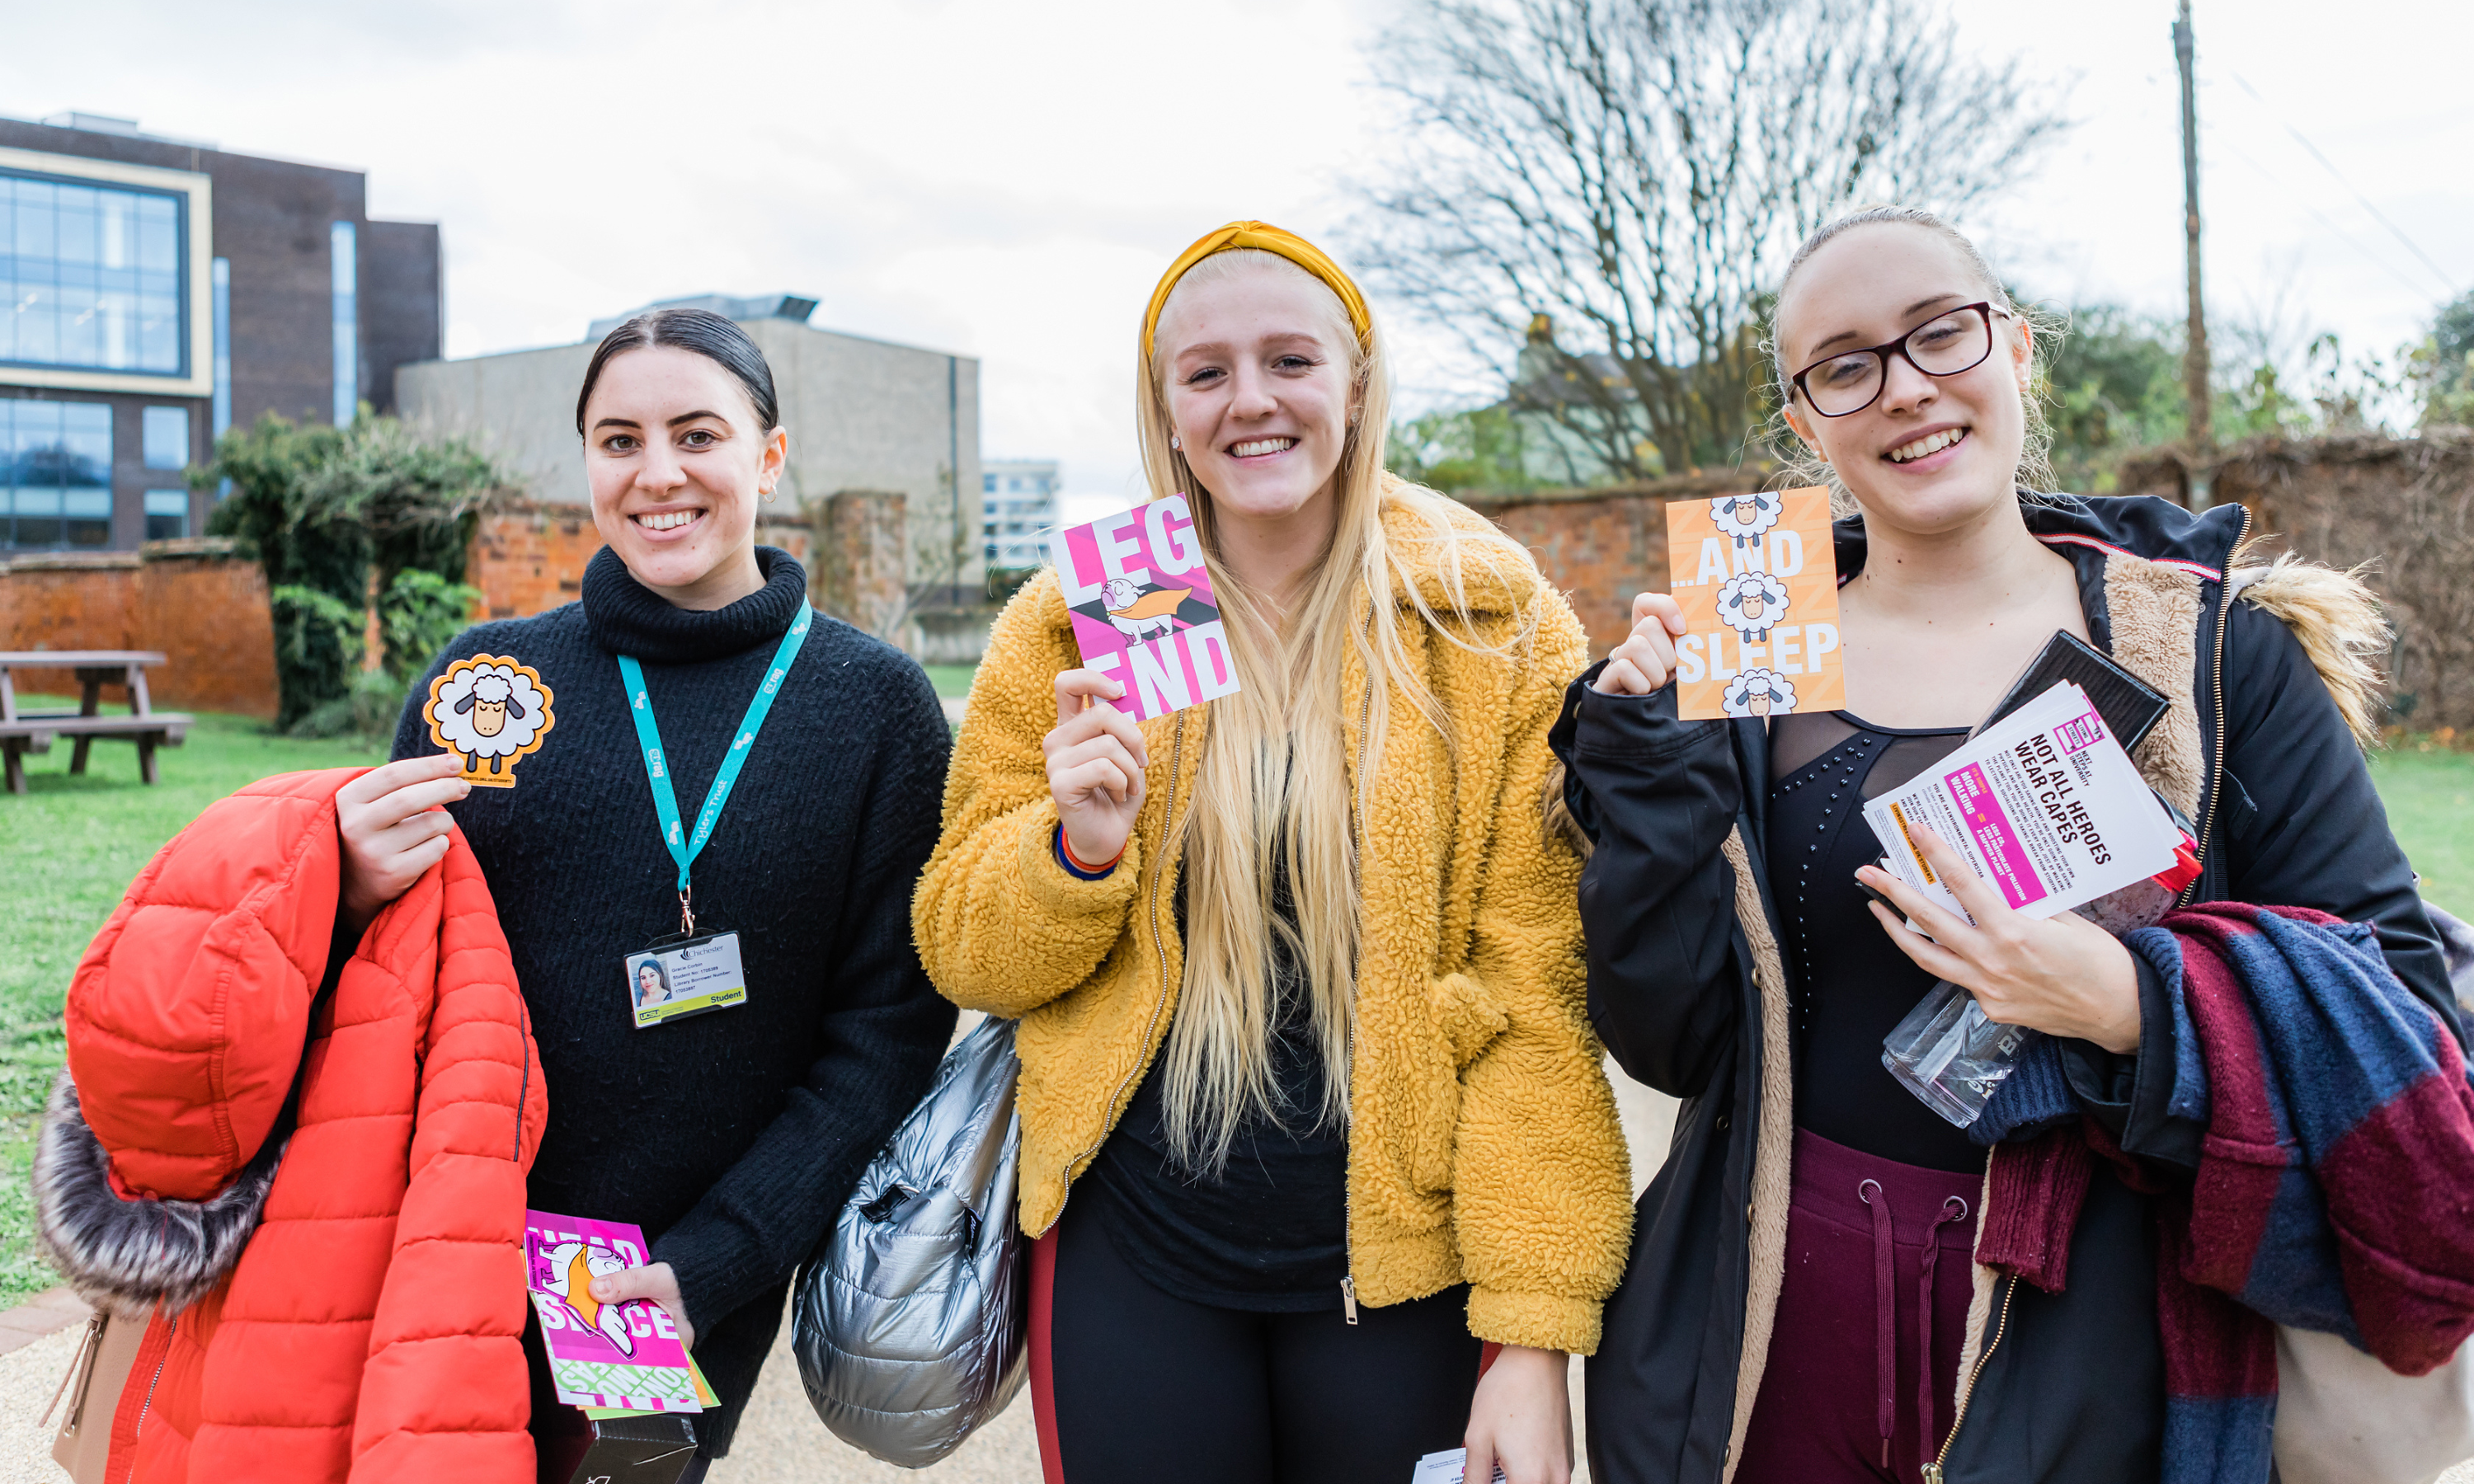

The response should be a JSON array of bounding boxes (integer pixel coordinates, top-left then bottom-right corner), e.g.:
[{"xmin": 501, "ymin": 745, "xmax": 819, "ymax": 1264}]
[
  {"xmin": 1427, "ymin": 972, "xmax": 1510, "ymax": 1070},
  {"xmin": 1410, "ymin": 973, "xmax": 1509, "ymax": 1192}
]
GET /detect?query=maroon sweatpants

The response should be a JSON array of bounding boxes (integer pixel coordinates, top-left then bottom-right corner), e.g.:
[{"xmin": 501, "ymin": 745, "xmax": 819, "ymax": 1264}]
[{"xmin": 1734, "ymin": 1129, "xmax": 1982, "ymax": 1484}]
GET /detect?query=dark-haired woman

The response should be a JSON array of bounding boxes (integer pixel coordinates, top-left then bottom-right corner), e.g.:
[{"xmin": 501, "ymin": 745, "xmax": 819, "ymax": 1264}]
[
  {"xmin": 1558, "ymin": 209, "xmax": 2466, "ymax": 1484},
  {"xmin": 343, "ymin": 308, "xmax": 957, "ymax": 1467}
]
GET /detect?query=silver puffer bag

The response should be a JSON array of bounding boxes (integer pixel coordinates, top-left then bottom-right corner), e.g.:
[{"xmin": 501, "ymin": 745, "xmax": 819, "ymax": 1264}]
[{"xmin": 793, "ymin": 1013, "xmax": 1028, "ymax": 1467}]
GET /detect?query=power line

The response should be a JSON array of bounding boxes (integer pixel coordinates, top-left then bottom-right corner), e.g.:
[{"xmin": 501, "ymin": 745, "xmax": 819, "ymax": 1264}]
[
  {"xmin": 2213, "ymin": 135, "xmax": 2450, "ymax": 306},
  {"xmin": 2227, "ymin": 72, "xmax": 2462, "ymax": 299}
]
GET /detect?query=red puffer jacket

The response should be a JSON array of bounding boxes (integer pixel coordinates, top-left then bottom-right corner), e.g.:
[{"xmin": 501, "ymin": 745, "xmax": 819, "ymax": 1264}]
[{"xmin": 33, "ymin": 768, "xmax": 547, "ymax": 1483}]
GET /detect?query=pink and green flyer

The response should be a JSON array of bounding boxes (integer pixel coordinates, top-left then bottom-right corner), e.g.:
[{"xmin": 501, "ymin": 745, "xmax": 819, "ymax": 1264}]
[
  {"xmin": 1048, "ymin": 493, "xmax": 1241, "ymax": 721},
  {"xmin": 524, "ymin": 1209, "xmax": 703, "ymax": 1413}
]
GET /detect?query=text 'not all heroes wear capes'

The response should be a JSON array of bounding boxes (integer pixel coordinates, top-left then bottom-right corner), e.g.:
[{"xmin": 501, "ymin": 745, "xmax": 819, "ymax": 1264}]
[
  {"xmin": 392, "ymin": 546, "xmax": 957, "ymax": 1457},
  {"xmin": 1554, "ymin": 494, "xmax": 2463, "ymax": 1484}
]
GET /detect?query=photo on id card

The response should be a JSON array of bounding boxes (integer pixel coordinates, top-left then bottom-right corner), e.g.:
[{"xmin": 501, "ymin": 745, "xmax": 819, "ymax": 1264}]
[{"xmin": 625, "ymin": 933, "xmax": 747, "ymax": 1029}]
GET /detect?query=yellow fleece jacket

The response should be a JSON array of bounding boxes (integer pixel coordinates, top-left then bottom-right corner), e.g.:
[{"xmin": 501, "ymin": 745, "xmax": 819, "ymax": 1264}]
[{"xmin": 912, "ymin": 492, "xmax": 1634, "ymax": 1354}]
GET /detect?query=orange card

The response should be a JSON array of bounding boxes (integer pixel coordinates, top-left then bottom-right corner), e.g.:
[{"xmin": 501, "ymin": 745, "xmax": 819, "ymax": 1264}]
[{"xmin": 1665, "ymin": 487, "xmax": 1845, "ymax": 721}]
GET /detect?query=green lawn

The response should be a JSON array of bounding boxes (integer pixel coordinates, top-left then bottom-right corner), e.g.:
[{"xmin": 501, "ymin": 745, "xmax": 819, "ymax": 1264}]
[
  {"xmin": 0, "ymin": 707, "xmax": 2464, "ymax": 1309},
  {"xmin": 2371, "ymin": 744, "xmax": 2474, "ymax": 918},
  {"xmin": 924, "ymin": 665, "xmax": 976, "ymax": 701},
  {"xmin": 0, "ymin": 701, "xmax": 380, "ymax": 1303}
]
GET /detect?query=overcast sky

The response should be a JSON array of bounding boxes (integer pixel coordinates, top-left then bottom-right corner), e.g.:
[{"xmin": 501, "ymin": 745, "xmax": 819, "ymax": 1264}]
[{"xmin": 7, "ymin": 0, "xmax": 2467, "ymax": 519}]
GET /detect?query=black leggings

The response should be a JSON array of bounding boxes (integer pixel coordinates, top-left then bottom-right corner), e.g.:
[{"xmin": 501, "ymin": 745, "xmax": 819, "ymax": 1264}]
[{"xmin": 1030, "ymin": 1198, "xmax": 1487, "ymax": 1484}]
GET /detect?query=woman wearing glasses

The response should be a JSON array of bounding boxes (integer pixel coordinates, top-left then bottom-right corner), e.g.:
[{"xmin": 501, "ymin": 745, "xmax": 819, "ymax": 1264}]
[{"xmin": 1554, "ymin": 207, "xmax": 2458, "ymax": 1482}]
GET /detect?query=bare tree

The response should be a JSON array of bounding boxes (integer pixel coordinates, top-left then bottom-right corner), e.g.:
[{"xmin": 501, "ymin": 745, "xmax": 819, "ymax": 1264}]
[{"xmin": 1353, "ymin": 0, "xmax": 2072, "ymax": 479}]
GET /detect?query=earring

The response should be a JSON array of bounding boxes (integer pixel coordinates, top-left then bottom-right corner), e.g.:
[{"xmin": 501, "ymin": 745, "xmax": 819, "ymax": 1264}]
[{"xmin": 1169, "ymin": 434, "xmax": 1183, "ymax": 451}]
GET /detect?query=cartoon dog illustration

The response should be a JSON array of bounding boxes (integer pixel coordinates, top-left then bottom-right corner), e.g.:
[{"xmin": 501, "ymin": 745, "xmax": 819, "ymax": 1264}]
[
  {"xmin": 1100, "ymin": 577, "xmax": 1192, "ymax": 645},
  {"xmin": 539, "ymin": 1239, "xmax": 639, "ymax": 1356},
  {"xmin": 1724, "ymin": 668, "xmax": 1798, "ymax": 717},
  {"xmin": 1711, "ymin": 491, "xmax": 1783, "ymax": 549},
  {"xmin": 426, "ymin": 657, "xmax": 554, "ymax": 786},
  {"xmin": 1716, "ymin": 571, "xmax": 1791, "ymax": 642}
]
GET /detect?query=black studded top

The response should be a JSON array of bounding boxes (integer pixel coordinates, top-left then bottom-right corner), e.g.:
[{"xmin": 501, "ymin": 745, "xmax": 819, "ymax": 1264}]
[{"xmin": 1764, "ymin": 709, "xmax": 1983, "ymax": 1172}]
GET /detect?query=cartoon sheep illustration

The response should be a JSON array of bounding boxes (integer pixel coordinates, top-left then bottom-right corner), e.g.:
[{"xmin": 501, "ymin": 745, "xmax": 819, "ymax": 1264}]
[
  {"xmin": 426, "ymin": 656, "xmax": 555, "ymax": 787},
  {"xmin": 538, "ymin": 1238, "xmax": 640, "ymax": 1356},
  {"xmin": 1100, "ymin": 577, "xmax": 1193, "ymax": 645},
  {"xmin": 1710, "ymin": 491, "xmax": 1783, "ymax": 549},
  {"xmin": 1723, "ymin": 668, "xmax": 1799, "ymax": 718},
  {"xmin": 1715, "ymin": 571, "xmax": 1792, "ymax": 643}
]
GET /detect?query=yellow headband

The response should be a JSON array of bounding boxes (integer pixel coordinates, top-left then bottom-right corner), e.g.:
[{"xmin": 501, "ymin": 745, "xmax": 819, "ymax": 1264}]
[{"xmin": 1141, "ymin": 220, "xmax": 1371, "ymax": 359}]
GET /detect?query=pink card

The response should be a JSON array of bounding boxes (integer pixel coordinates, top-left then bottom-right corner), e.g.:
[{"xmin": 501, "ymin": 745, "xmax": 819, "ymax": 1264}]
[
  {"xmin": 1047, "ymin": 493, "xmax": 1241, "ymax": 721},
  {"xmin": 524, "ymin": 1209, "xmax": 702, "ymax": 1412}
]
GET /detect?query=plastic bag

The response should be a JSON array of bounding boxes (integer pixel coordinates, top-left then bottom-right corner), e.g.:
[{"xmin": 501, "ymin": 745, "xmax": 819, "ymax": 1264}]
[{"xmin": 1880, "ymin": 979, "xmax": 2039, "ymax": 1128}]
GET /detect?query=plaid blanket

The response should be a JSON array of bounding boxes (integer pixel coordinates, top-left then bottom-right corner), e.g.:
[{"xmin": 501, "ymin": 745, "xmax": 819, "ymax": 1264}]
[{"xmin": 1971, "ymin": 903, "xmax": 2474, "ymax": 1484}]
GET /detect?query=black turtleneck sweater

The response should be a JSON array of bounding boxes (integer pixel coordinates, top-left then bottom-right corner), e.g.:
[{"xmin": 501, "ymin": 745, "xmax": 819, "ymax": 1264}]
[{"xmin": 390, "ymin": 547, "xmax": 955, "ymax": 1456}]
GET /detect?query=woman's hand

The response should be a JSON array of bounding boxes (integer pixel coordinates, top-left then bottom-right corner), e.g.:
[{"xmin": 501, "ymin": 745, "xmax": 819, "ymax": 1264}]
[
  {"xmin": 336, "ymin": 754, "xmax": 471, "ymax": 937},
  {"xmin": 1044, "ymin": 669, "xmax": 1149, "ymax": 867},
  {"xmin": 1856, "ymin": 824, "xmax": 2143, "ymax": 1054},
  {"xmin": 1464, "ymin": 1344, "xmax": 1572, "ymax": 1484},
  {"xmin": 1592, "ymin": 593, "xmax": 1688, "ymax": 696},
  {"xmin": 589, "ymin": 1260, "xmax": 695, "ymax": 1352}
]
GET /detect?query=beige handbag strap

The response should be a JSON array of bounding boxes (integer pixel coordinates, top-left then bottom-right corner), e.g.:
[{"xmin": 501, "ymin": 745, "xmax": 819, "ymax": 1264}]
[{"xmin": 42, "ymin": 1313, "xmax": 102, "ymax": 1430}]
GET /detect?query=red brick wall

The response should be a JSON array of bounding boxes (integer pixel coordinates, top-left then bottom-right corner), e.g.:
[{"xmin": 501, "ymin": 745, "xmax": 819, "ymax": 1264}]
[
  {"xmin": 5, "ymin": 506, "xmax": 833, "ymax": 721},
  {"xmin": 467, "ymin": 502, "xmax": 816, "ymax": 620},
  {"xmin": 142, "ymin": 553, "xmax": 280, "ymax": 716},
  {"xmin": 0, "ymin": 545, "xmax": 278, "ymax": 718},
  {"xmin": 1, "ymin": 555, "xmax": 144, "ymax": 703},
  {"xmin": 1464, "ymin": 475, "xmax": 1755, "ymax": 656}
]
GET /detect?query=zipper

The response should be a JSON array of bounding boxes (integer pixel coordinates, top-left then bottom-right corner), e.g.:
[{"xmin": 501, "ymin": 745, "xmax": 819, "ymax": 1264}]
[
  {"xmin": 2173, "ymin": 506, "xmax": 2249, "ymax": 909},
  {"xmin": 1339, "ymin": 609, "xmax": 1376, "ymax": 1325},
  {"xmin": 132, "ymin": 1317, "xmax": 172, "ymax": 1447},
  {"xmin": 1052, "ymin": 711, "xmax": 1189, "ymax": 1224},
  {"xmin": 1921, "ymin": 1274, "xmax": 2017, "ymax": 1484}
]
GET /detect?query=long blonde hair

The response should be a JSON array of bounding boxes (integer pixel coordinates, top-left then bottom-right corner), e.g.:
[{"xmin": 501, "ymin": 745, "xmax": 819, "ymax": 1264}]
[{"xmin": 1138, "ymin": 247, "xmax": 1539, "ymax": 1169}]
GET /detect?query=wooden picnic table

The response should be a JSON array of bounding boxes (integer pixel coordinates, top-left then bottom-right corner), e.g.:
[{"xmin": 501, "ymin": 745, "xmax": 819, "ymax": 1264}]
[{"xmin": 0, "ymin": 650, "xmax": 192, "ymax": 795}]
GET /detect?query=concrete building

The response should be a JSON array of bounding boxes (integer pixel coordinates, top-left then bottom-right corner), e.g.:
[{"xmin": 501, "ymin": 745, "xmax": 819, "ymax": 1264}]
[
  {"xmin": 397, "ymin": 295, "xmax": 984, "ymax": 592},
  {"xmin": 1, "ymin": 111, "xmax": 442, "ymax": 552},
  {"xmin": 982, "ymin": 458, "xmax": 1058, "ymax": 572}
]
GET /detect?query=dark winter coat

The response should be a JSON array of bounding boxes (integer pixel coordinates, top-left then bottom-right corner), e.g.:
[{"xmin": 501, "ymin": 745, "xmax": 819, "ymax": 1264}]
[
  {"xmin": 1553, "ymin": 495, "xmax": 2461, "ymax": 1484},
  {"xmin": 392, "ymin": 547, "xmax": 957, "ymax": 1455}
]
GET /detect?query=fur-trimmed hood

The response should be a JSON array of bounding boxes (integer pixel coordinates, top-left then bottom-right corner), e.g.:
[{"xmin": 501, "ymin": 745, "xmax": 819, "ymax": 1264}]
[{"xmin": 35, "ymin": 1076, "xmax": 282, "ymax": 1319}]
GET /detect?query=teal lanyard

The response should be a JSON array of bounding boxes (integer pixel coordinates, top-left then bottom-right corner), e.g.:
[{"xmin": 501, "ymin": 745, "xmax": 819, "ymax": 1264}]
[{"xmin": 616, "ymin": 603, "xmax": 814, "ymax": 932}]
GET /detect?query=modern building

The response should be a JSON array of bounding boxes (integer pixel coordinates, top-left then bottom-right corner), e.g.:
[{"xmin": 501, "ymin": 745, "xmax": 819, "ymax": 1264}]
[
  {"xmin": 982, "ymin": 458, "xmax": 1059, "ymax": 572},
  {"xmin": 0, "ymin": 112, "xmax": 442, "ymax": 552},
  {"xmin": 397, "ymin": 294, "xmax": 985, "ymax": 592}
]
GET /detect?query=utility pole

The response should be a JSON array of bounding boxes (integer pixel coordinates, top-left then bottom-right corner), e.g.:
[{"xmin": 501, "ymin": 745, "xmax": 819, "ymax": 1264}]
[{"xmin": 2175, "ymin": 0, "xmax": 2216, "ymax": 508}]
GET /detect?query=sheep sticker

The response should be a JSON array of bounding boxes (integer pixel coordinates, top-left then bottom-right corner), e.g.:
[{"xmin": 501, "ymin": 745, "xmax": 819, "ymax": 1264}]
[
  {"xmin": 1101, "ymin": 577, "xmax": 1193, "ymax": 645},
  {"xmin": 425, "ymin": 655, "xmax": 556, "ymax": 787},
  {"xmin": 1723, "ymin": 668, "xmax": 1798, "ymax": 717},
  {"xmin": 1715, "ymin": 571, "xmax": 1792, "ymax": 643},
  {"xmin": 1711, "ymin": 491, "xmax": 1782, "ymax": 549}
]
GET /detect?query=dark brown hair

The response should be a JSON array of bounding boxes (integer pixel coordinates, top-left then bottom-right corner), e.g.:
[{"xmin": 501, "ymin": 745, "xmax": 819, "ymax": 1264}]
[{"xmin": 574, "ymin": 308, "xmax": 780, "ymax": 437}]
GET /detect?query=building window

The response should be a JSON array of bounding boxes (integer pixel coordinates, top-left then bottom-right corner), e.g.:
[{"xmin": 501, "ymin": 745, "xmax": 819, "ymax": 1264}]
[
  {"xmin": 0, "ymin": 171, "xmax": 186, "ymax": 376},
  {"xmin": 331, "ymin": 222, "xmax": 358, "ymax": 426},
  {"xmin": 144, "ymin": 489, "xmax": 187, "ymax": 540},
  {"xmin": 2, "ymin": 400, "xmax": 113, "ymax": 548},
  {"xmin": 212, "ymin": 257, "xmax": 231, "ymax": 439},
  {"xmin": 143, "ymin": 406, "xmax": 190, "ymax": 469}
]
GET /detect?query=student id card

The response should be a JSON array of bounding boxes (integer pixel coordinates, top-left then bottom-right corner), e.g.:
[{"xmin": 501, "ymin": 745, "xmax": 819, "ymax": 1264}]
[{"xmin": 622, "ymin": 933, "xmax": 748, "ymax": 1029}]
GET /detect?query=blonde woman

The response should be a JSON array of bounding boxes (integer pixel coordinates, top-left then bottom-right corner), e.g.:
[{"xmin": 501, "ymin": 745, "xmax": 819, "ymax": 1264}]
[{"xmin": 914, "ymin": 223, "xmax": 1632, "ymax": 1484}]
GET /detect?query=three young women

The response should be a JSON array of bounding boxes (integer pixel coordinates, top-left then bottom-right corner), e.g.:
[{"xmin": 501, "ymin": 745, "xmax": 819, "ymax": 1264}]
[
  {"xmin": 915, "ymin": 223, "xmax": 1634, "ymax": 1484},
  {"xmin": 341, "ymin": 308, "xmax": 957, "ymax": 1468},
  {"xmin": 1558, "ymin": 208, "xmax": 2461, "ymax": 1483}
]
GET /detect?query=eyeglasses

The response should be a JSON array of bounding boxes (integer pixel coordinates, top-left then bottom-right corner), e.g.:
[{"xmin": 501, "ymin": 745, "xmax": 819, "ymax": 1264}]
[{"xmin": 1789, "ymin": 303, "xmax": 2010, "ymax": 418}]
